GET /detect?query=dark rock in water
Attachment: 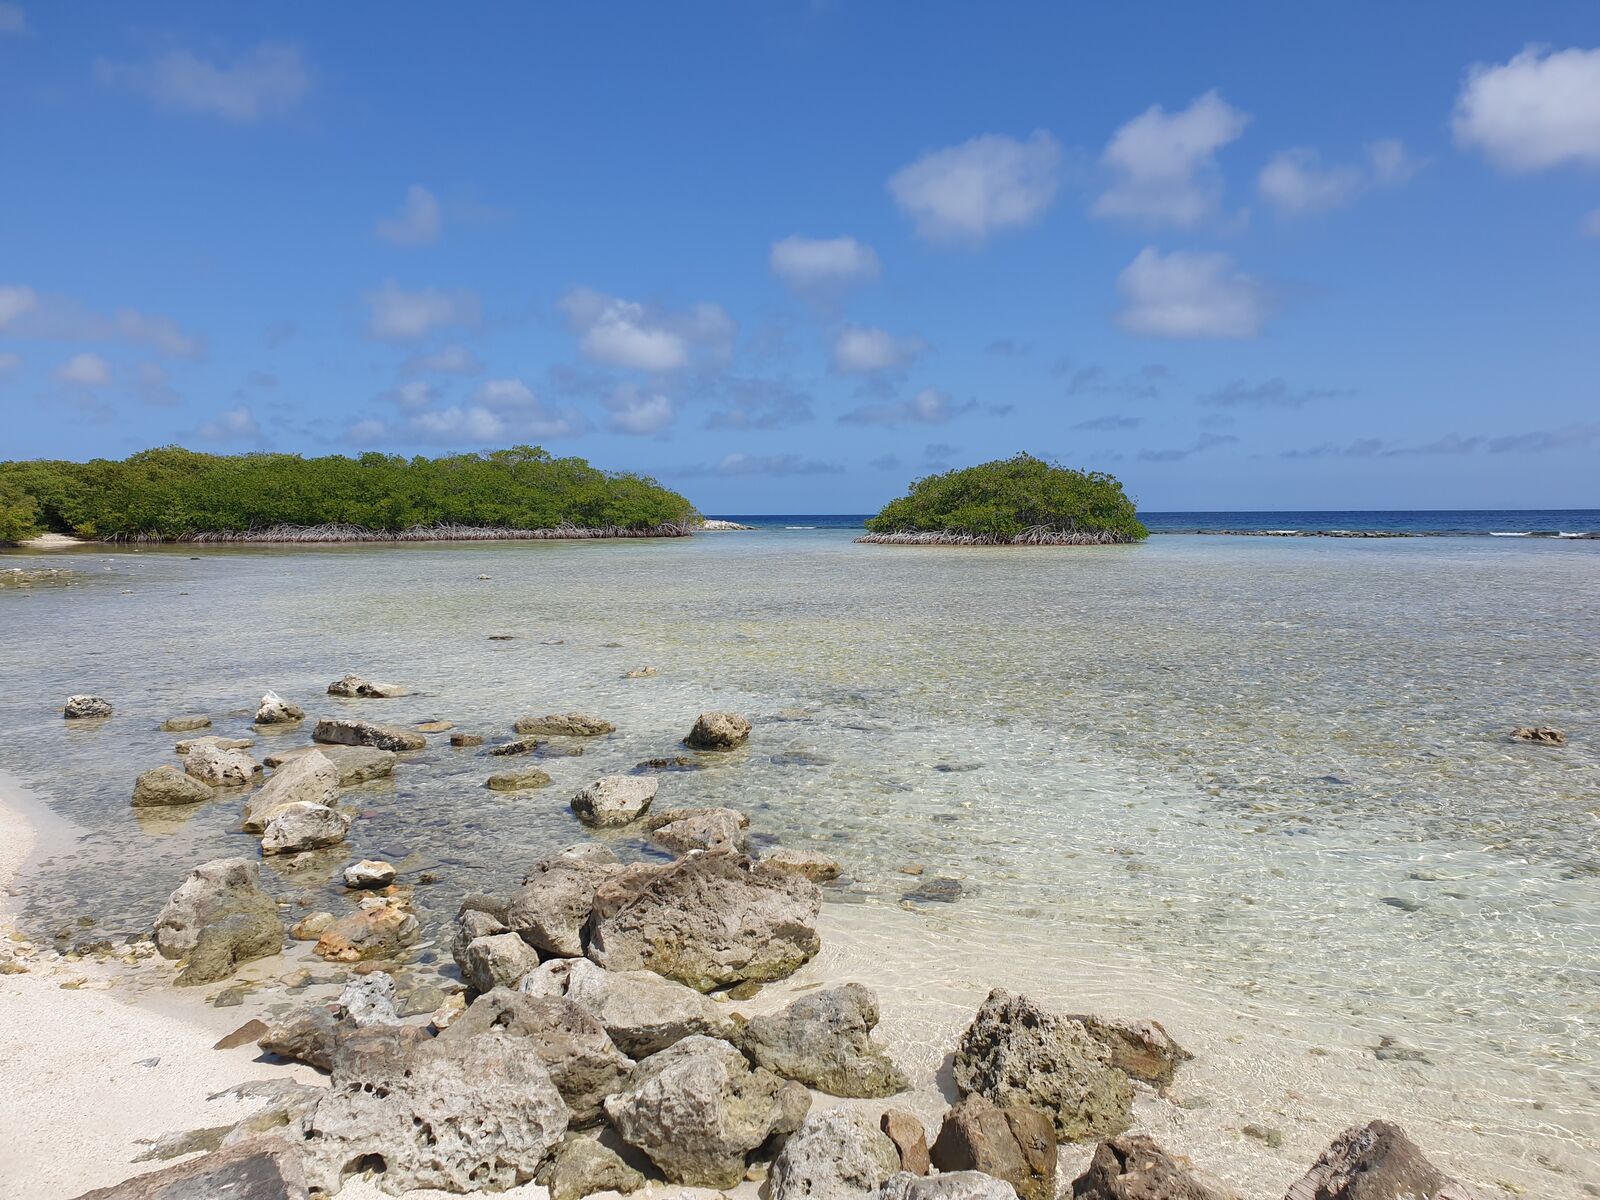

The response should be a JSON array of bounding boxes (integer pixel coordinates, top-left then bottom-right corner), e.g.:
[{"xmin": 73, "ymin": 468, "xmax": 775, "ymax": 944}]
[
  {"xmin": 312, "ymin": 716, "xmax": 425, "ymax": 752},
  {"xmin": 514, "ymin": 713, "xmax": 616, "ymax": 737},
  {"xmin": 488, "ymin": 735, "xmax": 544, "ymax": 757},
  {"xmin": 768, "ymin": 1107, "xmax": 902, "ymax": 1200},
  {"xmin": 769, "ymin": 750, "xmax": 831, "ymax": 767},
  {"xmin": 132, "ymin": 765, "xmax": 214, "ymax": 808},
  {"xmin": 1242, "ymin": 1123, "xmax": 1283, "ymax": 1149},
  {"xmin": 1069, "ymin": 1133, "xmax": 1235, "ymax": 1200},
  {"xmin": 487, "ymin": 767, "xmax": 553, "ymax": 792},
  {"xmin": 934, "ymin": 762, "xmax": 982, "ymax": 773},
  {"xmin": 953, "ymin": 989, "xmax": 1132, "ymax": 1142},
  {"xmin": 70, "ymin": 1138, "xmax": 310, "ymax": 1199},
  {"xmin": 1379, "ymin": 896, "xmax": 1423, "ymax": 913},
  {"xmin": 1065, "ymin": 1014, "xmax": 1192, "ymax": 1087},
  {"xmin": 450, "ymin": 732, "xmax": 485, "ymax": 747},
  {"xmin": 932, "ymin": 1094, "xmax": 1057, "ymax": 1200},
  {"xmin": 883, "ymin": 1109, "xmax": 932, "ymax": 1175},
  {"xmin": 903, "ymin": 876, "xmax": 963, "ymax": 904},
  {"xmin": 1286, "ymin": 1120, "xmax": 1479, "ymax": 1200},
  {"xmin": 635, "ymin": 755, "xmax": 702, "ymax": 772},
  {"xmin": 160, "ymin": 715, "xmax": 211, "ymax": 733},
  {"xmin": 571, "ymin": 775, "xmax": 657, "ymax": 828},
  {"xmin": 685, "ymin": 710, "xmax": 752, "ymax": 750},
  {"xmin": 883, "ymin": 1170, "xmax": 1019, "ymax": 1200},
  {"xmin": 63, "ymin": 694, "xmax": 113, "ymax": 720},
  {"xmin": 1372, "ymin": 1036, "xmax": 1432, "ymax": 1064},
  {"xmin": 1510, "ymin": 726, "xmax": 1566, "ymax": 746},
  {"xmin": 326, "ymin": 673, "xmax": 408, "ymax": 698},
  {"xmin": 537, "ymin": 1135, "xmax": 645, "ymax": 1200},
  {"xmin": 737, "ymin": 982, "xmax": 908, "ymax": 1097},
  {"xmin": 763, "ymin": 847, "xmax": 844, "ymax": 882}
]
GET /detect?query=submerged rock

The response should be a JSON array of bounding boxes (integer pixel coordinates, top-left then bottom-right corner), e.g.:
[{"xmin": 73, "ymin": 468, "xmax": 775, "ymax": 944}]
[
  {"xmin": 931, "ymin": 1094, "xmax": 1057, "ymax": 1200},
  {"xmin": 160, "ymin": 715, "xmax": 211, "ymax": 733},
  {"xmin": 487, "ymin": 767, "xmax": 552, "ymax": 791},
  {"xmin": 260, "ymin": 743, "xmax": 396, "ymax": 786},
  {"xmin": 450, "ymin": 732, "xmax": 485, "ymax": 748},
  {"xmin": 242, "ymin": 750, "xmax": 338, "ymax": 832},
  {"xmin": 685, "ymin": 710, "xmax": 752, "ymax": 749},
  {"xmin": 1286, "ymin": 1120, "xmax": 1481, "ymax": 1200},
  {"xmin": 327, "ymin": 673, "xmax": 408, "ymax": 698},
  {"xmin": 558, "ymin": 956, "xmax": 734, "ymax": 1056},
  {"xmin": 953, "ymin": 989, "xmax": 1132, "ymax": 1142},
  {"xmin": 514, "ymin": 713, "xmax": 617, "ymax": 736},
  {"xmin": 313, "ymin": 904, "xmax": 419, "ymax": 963},
  {"xmin": 63, "ymin": 694, "xmax": 112, "ymax": 719},
  {"xmin": 175, "ymin": 734, "xmax": 254, "ymax": 756},
  {"xmin": 570, "ymin": 775, "xmax": 657, "ymax": 828},
  {"xmin": 70, "ymin": 1138, "xmax": 310, "ymax": 1200},
  {"xmin": 646, "ymin": 805, "xmax": 749, "ymax": 855},
  {"xmin": 505, "ymin": 847, "xmax": 621, "ymax": 957},
  {"xmin": 764, "ymin": 846, "xmax": 844, "ymax": 882},
  {"xmin": 1510, "ymin": 725, "xmax": 1566, "ymax": 746},
  {"xmin": 487, "ymin": 736, "xmax": 545, "ymax": 757},
  {"xmin": 1066, "ymin": 1013, "xmax": 1192, "ymax": 1087},
  {"xmin": 154, "ymin": 857, "xmax": 282, "ymax": 985},
  {"xmin": 1070, "ymin": 1134, "xmax": 1235, "ymax": 1200},
  {"xmin": 260, "ymin": 802, "xmax": 351, "ymax": 855},
  {"xmin": 537, "ymin": 1135, "xmax": 645, "ymax": 1200},
  {"xmin": 770, "ymin": 1107, "xmax": 902, "ymax": 1200},
  {"xmin": 313, "ymin": 716, "xmax": 425, "ymax": 752},
  {"xmin": 132, "ymin": 764, "xmax": 214, "ymax": 807},
  {"xmin": 183, "ymin": 743, "xmax": 262, "ymax": 787},
  {"xmin": 738, "ymin": 982, "xmax": 908, "ymax": 1097},
  {"xmin": 586, "ymin": 853, "xmax": 822, "ymax": 991},
  {"xmin": 254, "ymin": 691, "xmax": 305, "ymax": 725}
]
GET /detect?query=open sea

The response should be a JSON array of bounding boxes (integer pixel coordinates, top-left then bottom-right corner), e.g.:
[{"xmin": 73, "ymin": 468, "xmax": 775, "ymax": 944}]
[{"xmin": 0, "ymin": 513, "xmax": 1596, "ymax": 1196}]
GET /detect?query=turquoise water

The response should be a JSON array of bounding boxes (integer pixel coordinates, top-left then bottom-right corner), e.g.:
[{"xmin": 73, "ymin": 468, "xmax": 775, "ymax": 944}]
[
  {"xmin": 0, "ymin": 531, "xmax": 1596, "ymax": 1193},
  {"xmin": 715, "ymin": 509, "xmax": 1600, "ymax": 535}
]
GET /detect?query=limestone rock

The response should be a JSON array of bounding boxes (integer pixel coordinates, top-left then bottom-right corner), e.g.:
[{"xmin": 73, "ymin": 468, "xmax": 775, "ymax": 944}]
[
  {"xmin": 183, "ymin": 743, "xmax": 262, "ymax": 787},
  {"xmin": 450, "ymin": 732, "xmax": 485, "ymax": 747},
  {"xmin": 931, "ymin": 1094, "xmax": 1057, "ymax": 1200},
  {"xmin": 882, "ymin": 1110, "xmax": 931, "ymax": 1175},
  {"xmin": 770, "ymin": 1107, "xmax": 902, "ymax": 1200},
  {"xmin": 160, "ymin": 715, "xmax": 211, "ymax": 732},
  {"xmin": 537, "ymin": 1135, "xmax": 645, "ymax": 1200},
  {"xmin": 587, "ymin": 853, "xmax": 821, "ymax": 991},
  {"xmin": 603, "ymin": 1034, "xmax": 791, "ymax": 1187},
  {"xmin": 312, "ymin": 716, "xmax": 426, "ymax": 752},
  {"xmin": 254, "ymin": 691, "xmax": 305, "ymax": 725},
  {"xmin": 176, "ymin": 734, "xmax": 254, "ymax": 755},
  {"xmin": 882, "ymin": 1170, "xmax": 1020, "ymax": 1200},
  {"xmin": 764, "ymin": 846, "xmax": 844, "ymax": 882},
  {"xmin": 179, "ymin": 913, "xmax": 285, "ymax": 987},
  {"xmin": 570, "ymin": 775, "xmax": 656, "ymax": 827},
  {"xmin": 69, "ymin": 1138, "xmax": 310, "ymax": 1200},
  {"xmin": 443, "ymin": 987, "xmax": 634, "ymax": 1124},
  {"xmin": 488, "ymin": 767, "xmax": 552, "ymax": 791},
  {"xmin": 154, "ymin": 857, "xmax": 282, "ymax": 978},
  {"xmin": 559, "ymin": 956, "xmax": 733, "ymax": 1056},
  {"xmin": 132, "ymin": 765, "xmax": 214, "ymax": 807},
  {"xmin": 63, "ymin": 694, "xmax": 112, "ymax": 719},
  {"xmin": 1067, "ymin": 1014, "xmax": 1192, "ymax": 1087},
  {"xmin": 258, "ymin": 1004, "xmax": 341, "ymax": 1071},
  {"xmin": 685, "ymin": 710, "xmax": 752, "ymax": 749},
  {"xmin": 461, "ymin": 931, "xmax": 541, "ymax": 993},
  {"xmin": 260, "ymin": 802, "xmax": 351, "ymax": 855},
  {"xmin": 505, "ymin": 848, "xmax": 621, "ymax": 957},
  {"xmin": 313, "ymin": 904, "xmax": 418, "ymax": 962},
  {"xmin": 1510, "ymin": 726, "xmax": 1566, "ymax": 746},
  {"xmin": 343, "ymin": 859, "xmax": 396, "ymax": 889},
  {"xmin": 452, "ymin": 906, "xmax": 509, "ymax": 974},
  {"xmin": 739, "ymin": 982, "xmax": 908, "ymax": 1097},
  {"xmin": 646, "ymin": 806, "xmax": 750, "ymax": 855},
  {"xmin": 514, "ymin": 713, "xmax": 617, "ymax": 736},
  {"xmin": 1070, "ymin": 1133, "xmax": 1235, "ymax": 1200},
  {"xmin": 243, "ymin": 750, "xmax": 339, "ymax": 832},
  {"xmin": 338, "ymin": 972, "xmax": 401, "ymax": 1027},
  {"xmin": 290, "ymin": 911, "xmax": 334, "ymax": 940},
  {"xmin": 261, "ymin": 743, "xmax": 396, "ymax": 785},
  {"xmin": 953, "ymin": 988, "xmax": 1132, "ymax": 1142},
  {"xmin": 1286, "ymin": 1121, "xmax": 1481, "ymax": 1200},
  {"xmin": 327, "ymin": 673, "xmax": 408, "ymax": 698}
]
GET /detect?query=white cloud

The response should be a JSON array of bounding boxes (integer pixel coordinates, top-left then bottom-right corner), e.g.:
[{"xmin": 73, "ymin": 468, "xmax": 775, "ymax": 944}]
[
  {"xmin": 605, "ymin": 384, "xmax": 674, "ymax": 435},
  {"xmin": 888, "ymin": 132, "xmax": 1062, "ymax": 244},
  {"xmin": 95, "ymin": 43, "xmax": 310, "ymax": 123},
  {"xmin": 1454, "ymin": 46, "xmax": 1600, "ymax": 172},
  {"xmin": 1582, "ymin": 208, "xmax": 1600, "ymax": 237},
  {"xmin": 1367, "ymin": 138, "xmax": 1421, "ymax": 185},
  {"xmin": 198, "ymin": 406, "xmax": 261, "ymax": 441},
  {"xmin": 376, "ymin": 185, "xmax": 442, "ymax": 245},
  {"xmin": 0, "ymin": 3, "xmax": 25, "ymax": 34},
  {"xmin": 410, "ymin": 405, "xmax": 507, "ymax": 442},
  {"xmin": 1093, "ymin": 91, "xmax": 1250, "ymax": 228},
  {"xmin": 0, "ymin": 352, "xmax": 21, "ymax": 376},
  {"xmin": 364, "ymin": 281, "xmax": 480, "ymax": 341},
  {"xmin": 475, "ymin": 378, "xmax": 539, "ymax": 409},
  {"xmin": 55, "ymin": 352, "xmax": 110, "ymax": 385},
  {"xmin": 1115, "ymin": 247, "xmax": 1273, "ymax": 339},
  {"xmin": 348, "ymin": 418, "xmax": 388, "ymax": 443},
  {"xmin": 769, "ymin": 235, "xmax": 880, "ymax": 293},
  {"xmin": 839, "ymin": 387, "xmax": 973, "ymax": 427},
  {"xmin": 353, "ymin": 377, "xmax": 584, "ymax": 445},
  {"xmin": 831, "ymin": 325, "xmax": 926, "ymax": 373},
  {"xmin": 0, "ymin": 286, "xmax": 203, "ymax": 356},
  {"xmin": 1259, "ymin": 140, "xmax": 1420, "ymax": 215},
  {"xmin": 0, "ymin": 284, "xmax": 38, "ymax": 327},
  {"xmin": 404, "ymin": 344, "xmax": 482, "ymax": 375},
  {"xmin": 559, "ymin": 287, "xmax": 734, "ymax": 371},
  {"xmin": 387, "ymin": 380, "xmax": 438, "ymax": 413}
]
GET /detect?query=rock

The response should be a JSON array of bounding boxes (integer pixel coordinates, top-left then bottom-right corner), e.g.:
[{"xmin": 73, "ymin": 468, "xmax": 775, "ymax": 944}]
[
  {"xmin": 587, "ymin": 853, "xmax": 822, "ymax": 991},
  {"xmin": 882, "ymin": 1170, "xmax": 1020, "ymax": 1200},
  {"xmin": 450, "ymin": 732, "xmax": 485, "ymax": 747},
  {"xmin": 603, "ymin": 1034, "xmax": 792, "ymax": 1187},
  {"xmin": 764, "ymin": 847, "xmax": 844, "ymax": 882},
  {"xmin": 739, "ymin": 982, "xmax": 908, "ymax": 1097},
  {"xmin": 254, "ymin": 691, "xmax": 305, "ymax": 725},
  {"xmin": 260, "ymin": 802, "xmax": 351, "ymax": 855},
  {"xmin": 215, "ymin": 1018, "xmax": 270, "ymax": 1050},
  {"xmin": 514, "ymin": 713, "xmax": 617, "ymax": 736},
  {"xmin": 488, "ymin": 736, "xmax": 547, "ymax": 757},
  {"xmin": 443, "ymin": 987, "xmax": 635, "ymax": 1124},
  {"xmin": 903, "ymin": 876, "xmax": 962, "ymax": 904},
  {"xmin": 1067, "ymin": 1014, "xmax": 1192, "ymax": 1087},
  {"xmin": 69, "ymin": 1138, "xmax": 310, "ymax": 1200},
  {"xmin": 160, "ymin": 715, "xmax": 211, "ymax": 732},
  {"xmin": 625, "ymin": 666, "xmax": 657, "ymax": 679},
  {"xmin": 770, "ymin": 1107, "xmax": 902, "ymax": 1200},
  {"xmin": 931, "ymin": 1094, "xmax": 1057, "ymax": 1200},
  {"xmin": 327, "ymin": 673, "xmax": 408, "ymax": 698},
  {"xmin": 558, "ymin": 956, "xmax": 733, "ymax": 1056},
  {"xmin": 1510, "ymin": 726, "xmax": 1566, "ymax": 746},
  {"xmin": 343, "ymin": 859, "xmax": 396, "ymax": 889},
  {"xmin": 461, "ymin": 931, "xmax": 542, "ymax": 993},
  {"xmin": 1070, "ymin": 1134, "xmax": 1235, "ymax": 1200},
  {"xmin": 685, "ymin": 710, "xmax": 752, "ymax": 749},
  {"xmin": 488, "ymin": 767, "xmax": 553, "ymax": 791},
  {"xmin": 176, "ymin": 734, "xmax": 254, "ymax": 755},
  {"xmin": 1286, "ymin": 1121, "xmax": 1481, "ymax": 1200},
  {"xmin": 452, "ymin": 906, "xmax": 510, "ymax": 974},
  {"xmin": 953, "ymin": 988, "xmax": 1133, "ymax": 1142},
  {"xmin": 505, "ymin": 847, "xmax": 621, "ymax": 957},
  {"xmin": 258, "ymin": 1004, "xmax": 341, "ymax": 1070},
  {"xmin": 63, "ymin": 694, "xmax": 112, "ymax": 719},
  {"xmin": 646, "ymin": 806, "xmax": 750, "ymax": 855},
  {"xmin": 242, "ymin": 750, "xmax": 339, "ymax": 832},
  {"xmin": 635, "ymin": 755, "xmax": 700, "ymax": 772},
  {"xmin": 312, "ymin": 716, "xmax": 426, "ymax": 752},
  {"xmin": 570, "ymin": 775, "xmax": 657, "ymax": 827},
  {"xmin": 289, "ymin": 1027, "xmax": 570, "ymax": 1194},
  {"xmin": 537, "ymin": 1135, "xmax": 645, "ymax": 1200},
  {"xmin": 131, "ymin": 765, "xmax": 214, "ymax": 807},
  {"xmin": 154, "ymin": 857, "xmax": 282, "ymax": 982},
  {"xmin": 260, "ymin": 743, "xmax": 396, "ymax": 785},
  {"xmin": 183, "ymin": 743, "xmax": 262, "ymax": 787},
  {"xmin": 289, "ymin": 911, "xmax": 334, "ymax": 940},
  {"xmin": 882, "ymin": 1110, "xmax": 931, "ymax": 1175},
  {"xmin": 338, "ymin": 972, "xmax": 401, "ymax": 1026},
  {"xmin": 313, "ymin": 904, "xmax": 419, "ymax": 962}
]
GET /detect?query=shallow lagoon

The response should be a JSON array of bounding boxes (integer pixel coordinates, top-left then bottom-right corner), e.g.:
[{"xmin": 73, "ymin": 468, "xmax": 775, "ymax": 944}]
[{"xmin": 1, "ymin": 530, "xmax": 1596, "ymax": 1195}]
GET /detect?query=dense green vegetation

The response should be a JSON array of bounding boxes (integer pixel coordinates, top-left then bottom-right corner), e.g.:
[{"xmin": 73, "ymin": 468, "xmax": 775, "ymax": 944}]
[
  {"xmin": 862, "ymin": 453, "xmax": 1148, "ymax": 544},
  {"xmin": 0, "ymin": 446, "xmax": 697, "ymax": 541}
]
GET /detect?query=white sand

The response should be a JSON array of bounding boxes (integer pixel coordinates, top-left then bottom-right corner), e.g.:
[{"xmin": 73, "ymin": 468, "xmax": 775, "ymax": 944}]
[{"xmin": 17, "ymin": 533, "xmax": 87, "ymax": 550}]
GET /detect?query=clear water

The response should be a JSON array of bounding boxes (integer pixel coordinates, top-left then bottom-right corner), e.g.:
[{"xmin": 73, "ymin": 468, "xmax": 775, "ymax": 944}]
[
  {"xmin": 717, "ymin": 509, "xmax": 1600, "ymax": 535},
  {"xmin": 0, "ymin": 531, "xmax": 1596, "ymax": 1194}
]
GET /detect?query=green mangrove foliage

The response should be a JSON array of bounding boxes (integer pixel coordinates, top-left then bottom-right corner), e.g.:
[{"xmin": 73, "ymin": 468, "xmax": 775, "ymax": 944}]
[
  {"xmin": 860, "ymin": 453, "xmax": 1148, "ymax": 545},
  {"xmin": 0, "ymin": 446, "xmax": 698, "ymax": 541}
]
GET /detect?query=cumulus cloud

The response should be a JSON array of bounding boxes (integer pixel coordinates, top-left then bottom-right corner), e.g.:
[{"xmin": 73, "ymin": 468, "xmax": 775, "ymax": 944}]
[
  {"xmin": 831, "ymin": 325, "xmax": 926, "ymax": 373},
  {"xmin": 769, "ymin": 235, "xmax": 880, "ymax": 294},
  {"xmin": 1453, "ymin": 45, "xmax": 1600, "ymax": 172},
  {"xmin": 1258, "ymin": 140, "xmax": 1419, "ymax": 215},
  {"xmin": 888, "ymin": 132, "xmax": 1062, "ymax": 244},
  {"xmin": 605, "ymin": 384, "xmax": 675, "ymax": 435},
  {"xmin": 382, "ymin": 380, "xmax": 439, "ymax": 413},
  {"xmin": 675, "ymin": 452, "xmax": 842, "ymax": 477},
  {"xmin": 364, "ymin": 281, "xmax": 480, "ymax": 341},
  {"xmin": 1200, "ymin": 377, "xmax": 1348, "ymax": 408},
  {"xmin": 1072, "ymin": 414, "xmax": 1142, "ymax": 431},
  {"xmin": 376, "ymin": 185, "xmax": 442, "ymax": 245},
  {"xmin": 0, "ymin": 4, "xmax": 26, "ymax": 35},
  {"xmin": 55, "ymin": 352, "xmax": 110, "ymax": 386},
  {"xmin": 1115, "ymin": 247, "xmax": 1273, "ymax": 339},
  {"xmin": 404, "ymin": 344, "xmax": 483, "ymax": 375},
  {"xmin": 839, "ymin": 387, "xmax": 974, "ymax": 427},
  {"xmin": 198, "ymin": 406, "xmax": 261, "ymax": 441},
  {"xmin": 559, "ymin": 287, "xmax": 734, "ymax": 372},
  {"xmin": 95, "ymin": 42, "xmax": 310, "ymax": 123},
  {"xmin": 1137, "ymin": 432, "xmax": 1239, "ymax": 462},
  {"xmin": 352, "ymin": 377, "xmax": 584, "ymax": 446},
  {"xmin": 1093, "ymin": 91, "xmax": 1249, "ymax": 228}
]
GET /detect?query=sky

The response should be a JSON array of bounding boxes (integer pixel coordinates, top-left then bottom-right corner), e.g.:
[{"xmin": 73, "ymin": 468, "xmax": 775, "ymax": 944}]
[{"xmin": 1, "ymin": 2, "xmax": 1598, "ymax": 513}]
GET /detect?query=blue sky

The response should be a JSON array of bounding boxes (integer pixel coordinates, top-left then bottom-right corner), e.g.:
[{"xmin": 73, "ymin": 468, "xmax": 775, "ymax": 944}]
[{"xmin": 2, "ymin": 2, "xmax": 1597, "ymax": 512}]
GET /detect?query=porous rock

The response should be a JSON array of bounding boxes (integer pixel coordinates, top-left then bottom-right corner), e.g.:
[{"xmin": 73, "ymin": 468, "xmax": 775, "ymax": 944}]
[
  {"xmin": 1510, "ymin": 726, "xmax": 1565, "ymax": 746},
  {"xmin": 505, "ymin": 847, "xmax": 621, "ymax": 957},
  {"xmin": 769, "ymin": 1107, "xmax": 902, "ymax": 1200},
  {"xmin": 570, "ymin": 775, "xmax": 656, "ymax": 827},
  {"xmin": 460, "ymin": 931, "xmax": 541, "ymax": 993},
  {"xmin": 258, "ymin": 1004, "xmax": 341, "ymax": 1071},
  {"xmin": 538, "ymin": 1136, "xmax": 644, "ymax": 1200},
  {"xmin": 646, "ymin": 805, "xmax": 750, "ymax": 855},
  {"xmin": 327, "ymin": 673, "xmax": 408, "ymax": 698},
  {"xmin": 882, "ymin": 1170, "xmax": 1020, "ymax": 1200},
  {"xmin": 1067, "ymin": 1013, "xmax": 1192, "ymax": 1087},
  {"xmin": 260, "ymin": 801, "xmax": 351, "ymax": 855},
  {"xmin": 176, "ymin": 734, "xmax": 254, "ymax": 755},
  {"xmin": 154, "ymin": 857, "xmax": 282, "ymax": 982},
  {"xmin": 931, "ymin": 1094, "xmax": 1057, "ymax": 1200},
  {"xmin": 243, "ymin": 750, "xmax": 339, "ymax": 832},
  {"xmin": 685, "ymin": 710, "xmax": 752, "ymax": 749},
  {"xmin": 261, "ymin": 743, "xmax": 396, "ymax": 785},
  {"xmin": 514, "ymin": 713, "xmax": 616, "ymax": 736},
  {"xmin": 343, "ymin": 859, "xmax": 396, "ymax": 889},
  {"xmin": 160, "ymin": 715, "xmax": 211, "ymax": 732},
  {"xmin": 254, "ymin": 691, "xmax": 305, "ymax": 725},
  {"xmin": 739, "ymin": 982, "xmax": 907, "ymax": 1097},
  {"xmin": 764, "ymin": 846, "xmax": 844, "ymax": 882},
  {"xmin": 557, "ymin": 956, "xmax": 733, "ymax": 1056},
  {"xmin": 312, "ymin": 716, "xmax": 425, "ymax": 752},
  {"xmin": 63, "ymin": 694, "xmax": 112, "ymax": 719},
  {"xmin": 1069, "ymin": 1133, "xmax": 1235, "ymax": 1200},
  {"xmin": 132, "ymin": 765, "xmax": 214, "ymax": 807},
  {"xmin": 313, "ymin": 904, "xmax": 418, "ymax": 962},
  {"xmin": 183, "ymin": 743, "xmax": 262, "ymax": 787},
  {"xmin": 1285, "ymin": 1121, "xmax": 1481, "ymax": 1200}
]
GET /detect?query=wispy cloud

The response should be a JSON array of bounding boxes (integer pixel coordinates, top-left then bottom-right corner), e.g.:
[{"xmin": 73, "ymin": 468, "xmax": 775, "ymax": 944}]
[
  {"xmin": 1, "ymin": 285, "xmax": 205, "ymax": 358},
  {"xmin": 702, "ymin": 376, "xmax": 815, "ymax": 430},
  {"xmin": 839, "ymin": 387, "xmax": 973, "ymax": 427},
  {"xmin": 1258, "ymin": 141, "xmax": 1419, "ymax": 216},
  {"xmin": 55, "ymin": 352, "xmax": 109, "ymax": 386},
  {"xmin": 376, "ymin": 185, "xmax": 442, "ymax": 245},
  {"xmin": 1137, "ymin": 432, "xmax": 1239, "ymax": 462},
  {"xmin": 1200, "ymin": 377, "xmax": 1349, "ymax": 409},
  {"xmin": 673, "ymin": 452, "xmax": 842, "ymax": 477},
  {"xmin": 364, "ymin": 281, "xmax": 480, "ymax": 341},
  {"xmin": 95, "ymin": 42, "xmax": 310, "ymax": 123},
  {"xmin": 832, "ymin": 325, "xmax": 926, "ymax": 373},
  {"xmin": 1072, "ymin": 414, "xmax": 1142, "ymax": 431}
]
